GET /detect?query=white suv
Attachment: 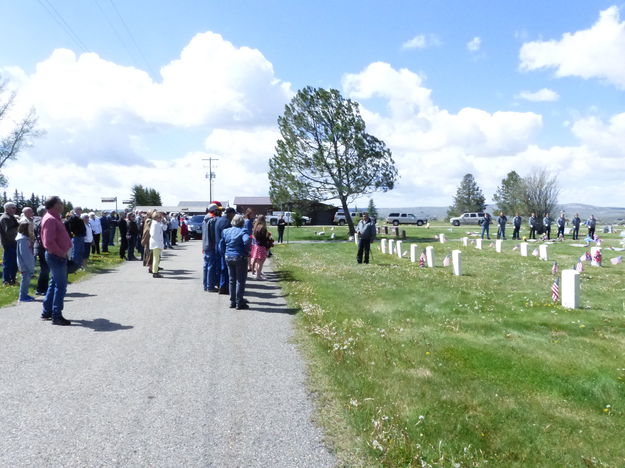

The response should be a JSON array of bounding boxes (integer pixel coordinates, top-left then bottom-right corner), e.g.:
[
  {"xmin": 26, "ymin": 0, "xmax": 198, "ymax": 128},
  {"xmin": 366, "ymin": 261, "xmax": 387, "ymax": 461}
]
[
  {"xmin": 449, "ymin": 212, "xmax": 486, "ymax": 226},
  {"xmin": 385, "ymin": 213, "xmax": 427, "ymax": 226}
]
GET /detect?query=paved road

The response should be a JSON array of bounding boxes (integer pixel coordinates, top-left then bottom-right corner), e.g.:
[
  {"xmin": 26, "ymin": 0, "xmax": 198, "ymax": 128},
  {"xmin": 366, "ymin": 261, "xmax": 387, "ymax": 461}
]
[{"xmin": 0, "ymin": 243, "xmax": 334, "ymax": 467}]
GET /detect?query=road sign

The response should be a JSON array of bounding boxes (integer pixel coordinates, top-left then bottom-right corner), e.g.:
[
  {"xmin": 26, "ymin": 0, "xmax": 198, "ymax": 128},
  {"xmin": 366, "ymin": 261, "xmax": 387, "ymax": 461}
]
[{"xmin": 101, "ymin": 197, "xmax": 117, "ymax": 203}]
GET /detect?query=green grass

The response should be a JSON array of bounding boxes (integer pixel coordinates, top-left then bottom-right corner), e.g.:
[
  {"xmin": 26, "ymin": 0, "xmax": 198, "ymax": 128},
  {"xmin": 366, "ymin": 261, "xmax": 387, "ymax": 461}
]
[
  {"xmin": 0, "ymin": 246, "xmax": 124, "ymax": 308},
  {"xmin": 272, "ymin": 228, "xmax": 625, "ymax": 467}
]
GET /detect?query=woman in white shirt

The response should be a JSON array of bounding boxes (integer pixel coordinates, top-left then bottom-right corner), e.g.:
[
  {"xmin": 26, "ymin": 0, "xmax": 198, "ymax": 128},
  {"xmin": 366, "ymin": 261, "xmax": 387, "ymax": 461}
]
[
  {"xmin": 89, "ymin": 212, "xmax": 102, "ymax": 255},
  {"xmin": 81, "ymin": 213, "xmax": 93, "ymax": 266},
  {"xmin": 149, "ymin": 212, "xmax": 165, "ymax": 278}
]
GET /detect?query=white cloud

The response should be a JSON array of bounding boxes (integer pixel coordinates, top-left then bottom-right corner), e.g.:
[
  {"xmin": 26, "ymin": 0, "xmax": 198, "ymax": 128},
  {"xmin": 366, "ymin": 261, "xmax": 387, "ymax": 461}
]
[
  {"xmin": 402, "ymin": 34, "xmax": 441, "ymax": 50},
  {"xmin": 519, "ymin": 6, "xmax": 625, "ymax": 89},
  {"xmin": 516, "ymin": 88, "xmax": 560, "ymax": 102},
  {"xmin": 466, "ymin": 36, "xmax": 481, "ymax": 52}
]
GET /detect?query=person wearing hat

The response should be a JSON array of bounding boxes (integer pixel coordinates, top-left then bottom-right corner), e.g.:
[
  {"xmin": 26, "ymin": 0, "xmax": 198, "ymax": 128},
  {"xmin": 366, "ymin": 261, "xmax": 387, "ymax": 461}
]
[
  {"xmin": 202, "ymin": 204, "xmax": 220, "ymax": 292},
  {"xmin": 214, "ymin": 206, "xmax": 236, "ymax": 294}
]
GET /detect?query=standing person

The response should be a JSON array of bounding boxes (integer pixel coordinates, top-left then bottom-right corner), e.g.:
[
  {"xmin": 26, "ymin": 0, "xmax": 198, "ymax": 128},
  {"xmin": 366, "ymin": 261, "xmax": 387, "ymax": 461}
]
[
  {"xmin": 497, "ymin": 212, "xmax": 507, "ymax": 240},
  {"xmin": 109, "ymin": 212, "xmax": 118, "ymax": 246},
  {"xmin": 118, "ymin": 214, "xmax": 128, "ymax": 260},
  {"xmin": 67, "ymin": 207, "xmax": 86, "ymax": 267},
  {"xmin": 543, "ymin": 213, "xmax": 553, "ymax": 240},
  {"xmin": 202, "ymin": 204, "xmax": 219, "ymax": 292},
  {"xmin": 34, "ymin": 206, "xmax": 50, "ymax": 296},
  {"xmin": 528, "ymin": 213, "xmax": 537, "ymax": 240},
  {"xmin": 180, "ymin": 218, "xmax": 188, "ymax": 242},
  {"xmin": 221, "ymin": 214, "xmax": 252, "ymax": 310},
  {"xmin": 16, "ymin": 214, "xmax": 36, "ymax": 302},
  {"xmin": 556, "ymin": 213, "xmax": 566, "ymax": 239},
  {"xmin": 571, "ymin": 213, "xmax": 581, "ymax": 240},
  {"xmin": 141, "ymin": 209, "xmax": 154, "ymax": 272},
  {"xmin": 149, "ymin": 212, "xmax": 164, "ymax": 278},
  {"xmin": 251, "ymin": 215, "xmax": 271, "ymax": 280},
  {"xmin": 243, "ymin": 208, "xmax": 255, "ymax": 234},
  {"xmin": 81, "ymin": 213, "xmax": 93, "ymax": 266},
  {"xmin": 512, "ymin": 213, "xmax": 522, "ymax": 240},
  {"xmin": 127, "ymin": 212, "xmax": 139, "ymax": 260},
  {"xmin": 89, "ymin": 212, "xmax": 102, "ymax": 254},
  {"xmin": 356, "ymin": 212, "xmax": 375, "ymax": 264},
  {"xmin": 100, "ymin": 211, "xmax": 110, "ymax": 253},
  {"xmin": 169, "ymin": 213, "xmax": 179, "ymax": 246},
  {"xmin": 481, "ymin": 213, "xmax": 492, "ymax": 240},
  {"xmin": 277, "ymin": 215, "xmax": 287, "ymax": 243},
  {"xmin": 586, "ymin": 214, "xmax": 597, "ymax": 239},
  {"xmin": 41, "ymin": 196, "xmax": 73, "ymax": 326},
  {"xmin": 214, "ymin": 207, "xmax": 236, "ymax": 294},
  {"xmin": 1, "ymin": 202, "xmax": 19, "ymax": 285}
]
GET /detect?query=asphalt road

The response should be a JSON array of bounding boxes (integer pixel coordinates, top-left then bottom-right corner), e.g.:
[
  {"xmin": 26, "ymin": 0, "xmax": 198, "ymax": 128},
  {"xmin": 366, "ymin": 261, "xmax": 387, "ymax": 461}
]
[{"xmin": 0, "ymin": 242, "xmax": 334, "ymax": 467}]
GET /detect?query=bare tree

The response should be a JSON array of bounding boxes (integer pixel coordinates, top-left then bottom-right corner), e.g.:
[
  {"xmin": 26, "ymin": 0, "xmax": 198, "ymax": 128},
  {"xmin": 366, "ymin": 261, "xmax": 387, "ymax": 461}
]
[
  {"xmin": 521, "ymin": 168, "xmax": 560, "ymax": 216},
  {"xmin": 0, "ymin": 78, "xmax": 39, "ymax": 187}
]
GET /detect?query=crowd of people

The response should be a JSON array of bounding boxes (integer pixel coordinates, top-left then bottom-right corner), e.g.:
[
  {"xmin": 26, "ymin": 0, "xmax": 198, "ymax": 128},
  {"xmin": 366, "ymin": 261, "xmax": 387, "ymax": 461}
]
[{"xmin": 479, "ymin": 212, "xmax": 598, "ymax": 242}]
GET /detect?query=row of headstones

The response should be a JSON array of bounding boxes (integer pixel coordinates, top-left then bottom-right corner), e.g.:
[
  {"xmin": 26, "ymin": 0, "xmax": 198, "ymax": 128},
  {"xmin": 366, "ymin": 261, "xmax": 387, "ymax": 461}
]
[
  {"xmin": 372, "ymin": 235, "xmax": 583, "ymax": 310},
  {"xmin": 376, "ymin": 226, "xmax": 407, "ymax": 239}
]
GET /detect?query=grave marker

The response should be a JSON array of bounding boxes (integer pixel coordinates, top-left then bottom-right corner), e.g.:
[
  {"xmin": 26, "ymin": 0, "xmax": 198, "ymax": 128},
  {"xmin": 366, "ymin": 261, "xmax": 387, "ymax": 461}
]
[
  {"xmin": 388, "ymin": 239, "xmax": 395, "ymax": 256},
  {"xmin": 475, "ymin": 239, "xmax": 483, "ymax": 250},
  {"xmin": 452, "ymin": 250, "xmax": 462, "ymax": 276},
  {"xmin": 462, "ymin": 237, "xmax": 469, "ymax": 247},
  {"xmin": 410, "ymin": 244, "xmax": 418, "ymax": 263},
  {"xmin": 439, "ymin": 233, "xmax": 446, "ymax": 244},
  {"xmin": 539, "ymin": 244, "xmax": 548, "ymax": 261},
  {"xmin": 381, "ymin": 238, "xmax": 387, "ymax": 254},
  {"xmin": 354, "ymin": 233, "xmax": 360, "ymax": 246},
  {"xmin": 396, "ymin": 240, "xmax": 404, "ymax": 259},
  {"xmin": 495, "ymin": 239, "xmax": 503, "ymax": 253},
  {"xmin": 561, "ymin": 270, "xmax": 580, "ymax": 309},
  {"xmin": 425, "ymin": 246, "xmax": 435, "ymax": 268},
  {"xmin": 591, "ymin": 246, "xmax": 601, "ymax": 266},
  {"xmin": 520, "ymin": 242, "xmax": 528, "ymax": 257}
]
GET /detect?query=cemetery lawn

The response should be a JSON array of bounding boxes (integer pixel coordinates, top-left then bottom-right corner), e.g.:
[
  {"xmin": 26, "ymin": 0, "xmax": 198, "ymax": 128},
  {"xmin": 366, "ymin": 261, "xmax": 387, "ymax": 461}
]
[
  {"xmin": 272, "ymin": 233, "xmax": 625, "ymax": 467},
  {"xmin": 0, "ymin": 247, "xmax": 124, "ymax": 308}
]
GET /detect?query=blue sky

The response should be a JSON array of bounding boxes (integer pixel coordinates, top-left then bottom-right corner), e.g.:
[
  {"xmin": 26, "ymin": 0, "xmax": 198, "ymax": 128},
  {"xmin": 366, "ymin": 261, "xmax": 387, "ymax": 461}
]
[{"xmin": 1, "ymin": 1, "xmax": 624, "ymax": 207}]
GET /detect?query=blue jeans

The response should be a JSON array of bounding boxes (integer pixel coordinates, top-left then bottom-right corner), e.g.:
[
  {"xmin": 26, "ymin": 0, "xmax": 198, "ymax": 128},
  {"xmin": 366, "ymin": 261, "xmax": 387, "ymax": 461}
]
[
  {"xmin": 2, "ymin": 242, "xmax": 17, "ymax": 284},
  {"xmin": 72, "ymin": 237, "xmax": 84, "ymax": 265},
  {"xmin": 203, "ymin": 249, "xmax": 217, "ymax": 290},
  {"xmin": 226, "ymin": 256, "xmax": 248, "ymax": 306},
  {"xmin": 481, "ymin": 224, "xmax": 490, "ymax": 239},
  {"xmin": 19, "ymin": 270, "xmax": 33, "ymax": 300},
  {"xmin": 42, "ymin": 252, "xmax": 68, "ymax": 319},
  {"xmin": 216, "ymin": 247, "xmax": 229, "ymax": 289}
]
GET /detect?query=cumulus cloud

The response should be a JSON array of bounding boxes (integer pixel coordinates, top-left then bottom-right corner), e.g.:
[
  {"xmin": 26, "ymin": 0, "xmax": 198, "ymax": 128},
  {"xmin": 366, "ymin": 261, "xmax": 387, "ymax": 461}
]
[
  {"xmin": 401, "ymin": 34, "xmax": 441, "ymax": 50},
  {"xmin": 516, "ymin": 88, "xmax": 560, "ymax": 102},
  {"xmin": 519, "ymin": 6, "xmax": 625, "ymax": 88},
  {"xmin": 466, "ymin": 36, "xmax": 481, "ymax": 52}
]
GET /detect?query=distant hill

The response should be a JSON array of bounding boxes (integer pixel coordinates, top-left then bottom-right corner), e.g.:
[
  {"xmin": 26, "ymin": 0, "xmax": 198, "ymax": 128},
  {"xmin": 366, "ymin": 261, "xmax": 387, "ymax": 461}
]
[{"xmin": 376, "ymin": 204, "xmax": 625, "ymax": 223}]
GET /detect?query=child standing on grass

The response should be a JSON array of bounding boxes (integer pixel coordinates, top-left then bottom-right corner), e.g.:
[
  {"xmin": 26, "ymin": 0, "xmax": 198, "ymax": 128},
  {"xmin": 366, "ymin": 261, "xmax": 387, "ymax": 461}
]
[{"xmin": 16, "ymin": 220, "xmax": 36, "ymax": 302}]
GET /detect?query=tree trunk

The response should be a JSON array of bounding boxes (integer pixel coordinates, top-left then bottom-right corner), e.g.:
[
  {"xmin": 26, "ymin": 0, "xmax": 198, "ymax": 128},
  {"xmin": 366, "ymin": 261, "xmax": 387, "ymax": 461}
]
[{"xmin": 340, "ymin": 196, "xmax": 356, "ymax": 235}]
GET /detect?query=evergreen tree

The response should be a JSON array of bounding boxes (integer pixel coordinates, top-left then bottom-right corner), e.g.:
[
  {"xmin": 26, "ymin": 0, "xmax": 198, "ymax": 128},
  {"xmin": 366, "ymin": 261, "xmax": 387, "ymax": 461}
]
[
  {"xmin": 130, "ymin": 184, "xmax": 162, "ymax": 208},
  {"xmin": 367, "ymin": 198, "xmax": 379, "ymax": 221},
  {"xmin": 448, "ymin": 173, "xmax": 486, "ymax": 218},
  {"xmin": 493, "ymin": 171, "xmax": 524, "ymax": 215}
]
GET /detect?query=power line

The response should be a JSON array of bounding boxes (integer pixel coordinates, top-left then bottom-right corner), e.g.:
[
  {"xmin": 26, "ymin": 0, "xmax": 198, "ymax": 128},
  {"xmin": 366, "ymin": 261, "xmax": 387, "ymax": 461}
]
[
  {"xmin": 93, "ymin": 0, "xmax": 140, "ymax": 67},
  {"xmin": 37, "ymin": 0, "xmax": 90, "ymax": 53},
  {"xmin": 108, "ymin": 0, "xmax": 157, "ymax": 77}
]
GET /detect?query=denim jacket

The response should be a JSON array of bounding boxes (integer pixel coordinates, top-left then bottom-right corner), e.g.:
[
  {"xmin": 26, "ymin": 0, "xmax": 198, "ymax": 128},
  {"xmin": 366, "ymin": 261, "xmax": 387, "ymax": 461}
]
[{"xmin": 220, "ymin": 226, "xmax": 251, "ymax": 258}]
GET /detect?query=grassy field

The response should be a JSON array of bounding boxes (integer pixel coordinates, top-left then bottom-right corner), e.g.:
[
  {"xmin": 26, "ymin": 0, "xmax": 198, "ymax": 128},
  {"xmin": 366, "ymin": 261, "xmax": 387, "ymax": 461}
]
[
  {"xmin": 0, "ymin": 246, "xmax": 124, "ymax": 308},
  {"xmin": 272, "ymin": 225, "xmax": 625, "ymax": 467}
]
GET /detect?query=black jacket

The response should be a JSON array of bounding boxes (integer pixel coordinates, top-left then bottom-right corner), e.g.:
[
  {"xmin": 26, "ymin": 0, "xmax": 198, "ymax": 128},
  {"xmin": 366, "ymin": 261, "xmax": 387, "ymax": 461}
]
[{"xmin": 68, "ymin": 214, "xmax": 86, "ymax": 237}]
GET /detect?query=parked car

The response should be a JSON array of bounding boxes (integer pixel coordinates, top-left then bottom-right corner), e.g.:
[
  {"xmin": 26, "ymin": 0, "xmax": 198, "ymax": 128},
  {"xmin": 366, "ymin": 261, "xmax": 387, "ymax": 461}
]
[
  {"xmin": 385, "ymin": 213, "xmax": 427, "ymax": 226},
  {"xmin": 449, "ymin": 212, "xmax": 486, "ymax": 226},
  {"xmin": 266, "ymin": 212, "xmax": 311, "ymax": 226},
  {"xmin": 187, "ymin": 215, "xmax": 205, "ymax": 239},
  {"xmin": 333, "ymin": 210, "xmax": 363, "ymax": 226}
]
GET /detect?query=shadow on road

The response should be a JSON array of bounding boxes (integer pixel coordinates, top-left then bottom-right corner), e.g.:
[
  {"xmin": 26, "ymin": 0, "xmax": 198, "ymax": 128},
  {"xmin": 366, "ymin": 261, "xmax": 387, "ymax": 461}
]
[
  {"xmin": 72, "ymin": 318, "xmax": 134, "ymax": 332},
  {"xmin": 268, "ymin": 270, "xmax": 300, "ymax": 283},
  {"xmin": 65, "ymin": 292, "xmax": 97, "ymax": 298},
  {"xmin": 250, "ymin": 305, "xmax": 299, "ymax": 315}
]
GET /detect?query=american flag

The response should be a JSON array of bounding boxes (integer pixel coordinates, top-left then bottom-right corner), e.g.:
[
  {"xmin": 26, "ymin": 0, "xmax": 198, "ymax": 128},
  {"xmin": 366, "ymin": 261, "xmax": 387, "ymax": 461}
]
[
  {"xmin": 575, "ymin": 261, "xmax": 584, "ymax": 272},
  {"xmin": 594, "ymin": 250, "xmax": 602, "ymax": 266},
  {"xmin": 442, "ymin": 255, "xmax": 450, "ymax": 267},
  {"xmin": 579, "ymin": 254, "xmax": 587, "ymax": 262},
  {"xmin": 611, "ymin": 256, "xmax": 623, "ymax": 265},
  {"xmin": 419, "ymin": 252, "xmax": 426, "ymax": 268},
  {"xmin": 551, "ymin": 277, "xmax": 560, "ymax": 303},
  {"xmin": 532, "ymin": 248, "xmax": 539, "ymax": 257},
  {"xmin": 551, "ymin": 261, "xmax": 558, "ymax": 275},
  {"xmin": 585, "ymin": 251, "xmax": 592, "ymax": 261}
]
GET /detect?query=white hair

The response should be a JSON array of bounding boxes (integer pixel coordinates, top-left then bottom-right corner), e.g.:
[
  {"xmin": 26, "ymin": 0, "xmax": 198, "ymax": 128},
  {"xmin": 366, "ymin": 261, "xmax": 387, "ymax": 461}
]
[
  {"xmin": 231, "ymin": 214, "xmax": 245, "ymax": 228},
  {"xmin": 4, "ymin": 202, "xmax": 16, "ymax": 210}
]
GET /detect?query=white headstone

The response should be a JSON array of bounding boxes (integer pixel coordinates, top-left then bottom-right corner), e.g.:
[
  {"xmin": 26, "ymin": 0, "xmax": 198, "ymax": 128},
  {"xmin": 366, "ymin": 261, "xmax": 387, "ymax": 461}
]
[
  {"xmin": 381, "ymin": 238, "xmax": 387, "ymax": 254},
  {"xmin": 462, "ymin": 237, "xmax": 469, "ymax": 247},
  {"xmin": 354, "ymin": 233, "xmax": 360, "ymax": 245},
  {"xmin": 475, "ymin": 239, "xmax": 483, "ymax": 250},
  {"xmin": 425, "ymin": 246, "xmax": 435, "ymax": 268},
  {"xmin": 396, "ymin": 240, "xmax": 403, "ymax": 259},
  {"xmin": 495, "ymin": 239, "xmax": 503, "ymax": 253},
  {"xmin": 591, "ymin": 246, "xmax": 601, "ymax": 266},
  {"xmin": 410, "ymin": 244, "xmax": 418, "ymax": 263},
  {"xmin": 439, "ymin": 233, "xmax": 446, "ymax": 244},
  {"xmin": 539, "ymin": 244, "xmax": 548, "ymax": 261},
  {"xmin": 452, "ymin": 250, "xmax": 462, "ymax": 276},
  {"xmin": 520, "ymin": 242, "xmax": 528, "ymax": 257},
  {"xmin": 561, "ymin": 269, "xmax": 580, "ymax": 309},
  {"xmin": 388, "ymin": 239, "xmax": 395, "ymax": 256}
]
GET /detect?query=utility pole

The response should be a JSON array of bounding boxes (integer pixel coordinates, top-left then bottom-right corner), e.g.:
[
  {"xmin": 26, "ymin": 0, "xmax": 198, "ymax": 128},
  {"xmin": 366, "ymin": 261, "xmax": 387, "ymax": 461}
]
[{"xmin": 202, "ymin": 157, "xmax": 219, "ymax": 201}]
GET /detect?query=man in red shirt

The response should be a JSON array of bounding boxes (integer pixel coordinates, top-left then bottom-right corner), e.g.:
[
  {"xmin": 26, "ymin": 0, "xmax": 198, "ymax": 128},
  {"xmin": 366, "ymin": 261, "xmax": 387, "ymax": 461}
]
[{"xmin": 40, "ymin": 196, "xmax": 73, "ymax": 326}]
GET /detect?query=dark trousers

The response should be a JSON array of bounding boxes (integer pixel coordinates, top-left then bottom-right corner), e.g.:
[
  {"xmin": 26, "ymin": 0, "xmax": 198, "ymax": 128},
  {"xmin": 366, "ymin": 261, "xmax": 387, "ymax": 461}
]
[
  {"xmin": 101, "ymin": 229, "xmax": 110, "ymax": 252},
  {"xmin": 2, "ymin": 242, "xmax": 17, "ymax": 284},
  {"xmin": 529, "ymin": 227, "xmax": 536, "ymax": 239},
  {"xmin": 171, "ymin": 229, "xmax": 178, "ymax": 245},
  {"xmin": 557, "ymin": 226, "xmax": 565, "ymax": 238},
  {"xmin": 481, "ymin": 225, "xmax": 490, "ymax": 240},
  {"xmin": 277, "ymin": 228, "xmax": 285, "ymax": 243},
  {"xmin": 545, "ymin": 227, "xmax": 551, "ymax": 239},
  {"xmin": 226, "ymin": 256, "xmax": 248, "ymax": 306},
  {"xmin": 573, "ymin": 227, "xmax": 579, "ymax": 240},
  {"xmin": 497, "ymin": 226, "xmax": 506, "ymax": 239},
  {"xmin": 588, "ymin": 227, "xmax": 595, "ymax": 239},
  {"xmin": 83, "ymin": 242, "xmax": 92, "ymax": 260},
  {"xmin": 91, "ymin": 233, "xmax": 101, "ymax": 254},
  {"xmin": 128, "ymin": 235, "xmax": 137, "ymax": 259},
  {"xmin": 109, "ymin": 227, "xmax": 116, "ymax": 246},
  {"xmin": 512, "ymin": 226, "xmax": 520, "ymax": 240},
  {"xmin": 357, "ymin": 239, "xmax": 371, "ymax": 264},
  {"xmin": 36, "ymin": 248, "xmax": 50, "ymax": 294},
  {"xmin": 120, "ymin": 236, "xmax": 129, "ymax": 259}
]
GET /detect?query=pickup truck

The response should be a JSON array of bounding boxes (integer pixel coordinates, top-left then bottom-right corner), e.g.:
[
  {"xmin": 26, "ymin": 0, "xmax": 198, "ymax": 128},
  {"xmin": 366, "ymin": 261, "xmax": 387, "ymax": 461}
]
[
  {"xmin": 385, "ymin": 213, "xmax": 427, "ymax": 226},
  {"xmin": 267, "ymin": 212, "xmax": 310, "ymax": 226}
]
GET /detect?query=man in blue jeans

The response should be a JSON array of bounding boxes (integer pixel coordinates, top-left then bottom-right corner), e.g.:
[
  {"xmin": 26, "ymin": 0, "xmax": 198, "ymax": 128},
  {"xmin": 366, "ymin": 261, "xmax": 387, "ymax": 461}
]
[
  {"xmin": 481, "ymin": 213, "xmax": 492, "ymax": 240},
  {"xmin": 67, "ymin": 207, "xmax": 86, "ymax": 267},
  {"xmin": 214, "ymin": 206, "xmax": 236, "ymax": 295},
  {"xmin": 0, "ymin": 202, "xmax": 19, "ymax": 285},
  {"xmin": 201, "ymin": 204, "xmax": 219, "ymax": 292},
  {"xmin": 40, "ymin": 196, "xmax": 73, "ymax": 326}
]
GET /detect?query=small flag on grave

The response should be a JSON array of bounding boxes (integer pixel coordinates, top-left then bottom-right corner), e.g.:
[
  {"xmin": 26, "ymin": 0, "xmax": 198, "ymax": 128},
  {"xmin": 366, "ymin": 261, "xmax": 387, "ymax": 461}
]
[
  {"xmin": 551, "ymin": 277, "xmax": 560, "ymax": 303},
  {"xmin": 594, "ymin": 249, "xmax": 602, "ymax": 266},
  {"xmin": 419, "ymin": 252, "xmax": 426, "ymax": 268},
  {"xmin": 551, "ymin": 261, "xmax": 558, "ymax": 275},
  {"xmin": 585, "ymin": 251, "xmax": 592, "ymax": 261},
  {"xmin": 532, "ymin": 248, "xmax": 539, "ymax": 257},
  {"xmin": 575, "ymin": 260, "xmax": 584, "ymax": 273},
  {"xmin": 442, "ymin": 255, "xmax": 450, "ymax": 267},
  {"xmin": 610, "ymin": 255, "xmax": 622, "ymax": 265}
]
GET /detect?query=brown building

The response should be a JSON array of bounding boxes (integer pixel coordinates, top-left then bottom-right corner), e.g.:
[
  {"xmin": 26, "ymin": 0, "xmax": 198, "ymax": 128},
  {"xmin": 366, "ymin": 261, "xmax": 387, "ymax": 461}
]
[{"xmin": 233, "ymin": 196, "xmax": 273, "ymax": 215}]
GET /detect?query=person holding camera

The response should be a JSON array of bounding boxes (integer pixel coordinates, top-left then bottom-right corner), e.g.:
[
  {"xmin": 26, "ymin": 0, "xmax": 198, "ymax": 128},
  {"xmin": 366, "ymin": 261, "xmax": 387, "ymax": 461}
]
[{"xmin": 356, "ymin": 212, "xmax": 375, "ymax": 264}]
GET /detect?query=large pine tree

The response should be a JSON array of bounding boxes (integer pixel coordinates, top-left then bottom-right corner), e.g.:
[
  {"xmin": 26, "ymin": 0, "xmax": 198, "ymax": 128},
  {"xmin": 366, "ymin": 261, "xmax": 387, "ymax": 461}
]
[{"xmin": 448, "ymin": 173, "xmax": 486, "ymax": 218}]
